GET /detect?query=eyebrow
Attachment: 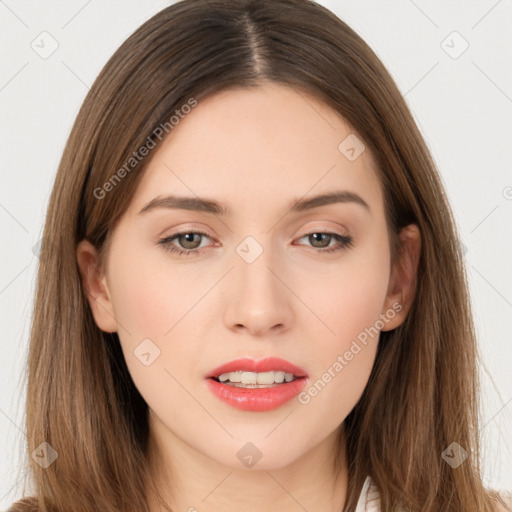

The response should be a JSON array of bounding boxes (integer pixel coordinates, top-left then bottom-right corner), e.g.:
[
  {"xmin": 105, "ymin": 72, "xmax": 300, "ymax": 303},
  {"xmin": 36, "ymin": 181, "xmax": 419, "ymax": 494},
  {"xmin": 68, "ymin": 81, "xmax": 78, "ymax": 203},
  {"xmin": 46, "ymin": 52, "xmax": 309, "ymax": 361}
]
[{"xmin": 138, "ymin": 190, "xmax": 371, "ymax": 216}]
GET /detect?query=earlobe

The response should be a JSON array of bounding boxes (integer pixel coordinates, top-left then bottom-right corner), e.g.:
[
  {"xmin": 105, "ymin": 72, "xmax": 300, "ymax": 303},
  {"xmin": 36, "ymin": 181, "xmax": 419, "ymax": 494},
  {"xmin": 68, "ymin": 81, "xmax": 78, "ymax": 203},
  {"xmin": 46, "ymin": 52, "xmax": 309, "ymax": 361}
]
[
  {"xmin": 76, "ymin": 239, "xmax": 118, "ymax": 333},
  {"xmin": 381, "ymin": 224, "xmax": 421, "ymax": 332}
]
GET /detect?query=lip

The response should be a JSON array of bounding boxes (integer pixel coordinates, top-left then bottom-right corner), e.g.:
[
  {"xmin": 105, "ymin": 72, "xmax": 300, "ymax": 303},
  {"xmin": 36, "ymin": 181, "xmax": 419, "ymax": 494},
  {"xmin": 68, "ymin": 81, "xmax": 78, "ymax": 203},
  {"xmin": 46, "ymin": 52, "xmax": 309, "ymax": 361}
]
[
  {"xmin": 206, "ymin": 378, "xmax": 307, "ymax": 412},
  {"xmin": 205, "ymin": 357, "xmax": 309, "ymax": 412},
  {"xmin": 206, "ymin": 357, "xmax": 308, "ymax": 379}
]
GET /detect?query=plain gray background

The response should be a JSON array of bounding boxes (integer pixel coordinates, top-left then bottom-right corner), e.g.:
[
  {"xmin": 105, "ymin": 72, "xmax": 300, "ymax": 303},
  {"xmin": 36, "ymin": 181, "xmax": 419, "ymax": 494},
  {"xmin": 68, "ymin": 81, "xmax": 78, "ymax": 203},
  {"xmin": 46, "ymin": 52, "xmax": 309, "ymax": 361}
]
[{"xmin": 1, "ymin": 0, "xmax": 511, "ymax": 507}]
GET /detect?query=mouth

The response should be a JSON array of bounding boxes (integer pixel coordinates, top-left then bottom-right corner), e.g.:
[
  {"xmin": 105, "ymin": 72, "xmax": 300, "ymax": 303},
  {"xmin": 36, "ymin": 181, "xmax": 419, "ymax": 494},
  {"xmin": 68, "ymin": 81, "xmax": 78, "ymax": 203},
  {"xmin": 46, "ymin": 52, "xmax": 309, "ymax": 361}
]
[
  {"xmin": 206, "ymin": 356, "xmax": 308, "ymax": 385},
  {"xmin": 205, "ymin": 357, "xmax": 308, "ymax": 411},
  {"xmin": 212, "ymin": 370, "xmax": 300, "ymax": 387}
]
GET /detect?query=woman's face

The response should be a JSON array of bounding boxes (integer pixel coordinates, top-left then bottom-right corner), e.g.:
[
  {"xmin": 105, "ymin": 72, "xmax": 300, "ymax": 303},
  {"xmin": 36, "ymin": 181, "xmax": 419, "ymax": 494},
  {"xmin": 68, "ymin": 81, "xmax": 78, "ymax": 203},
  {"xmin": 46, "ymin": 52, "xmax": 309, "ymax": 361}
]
[{"xmin": 79, "ymin": 82, "xmax": 417, "ymax": 471}]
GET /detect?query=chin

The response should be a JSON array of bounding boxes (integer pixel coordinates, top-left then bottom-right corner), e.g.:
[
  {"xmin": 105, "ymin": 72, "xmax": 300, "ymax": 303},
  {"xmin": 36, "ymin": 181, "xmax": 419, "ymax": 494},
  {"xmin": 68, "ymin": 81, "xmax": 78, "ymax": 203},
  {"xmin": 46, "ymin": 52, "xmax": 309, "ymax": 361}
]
[{"xmin": 207, "ymin": 433, "xmax": 311, "ymax": 471}]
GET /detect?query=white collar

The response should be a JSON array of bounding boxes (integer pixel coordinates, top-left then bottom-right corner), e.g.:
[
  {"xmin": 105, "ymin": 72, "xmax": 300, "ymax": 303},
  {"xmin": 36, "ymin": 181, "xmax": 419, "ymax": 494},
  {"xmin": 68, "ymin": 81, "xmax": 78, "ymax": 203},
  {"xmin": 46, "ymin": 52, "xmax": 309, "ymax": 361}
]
[{"xmin": 355, "ymin": 476, "xmax": 381, "ymax": 512}]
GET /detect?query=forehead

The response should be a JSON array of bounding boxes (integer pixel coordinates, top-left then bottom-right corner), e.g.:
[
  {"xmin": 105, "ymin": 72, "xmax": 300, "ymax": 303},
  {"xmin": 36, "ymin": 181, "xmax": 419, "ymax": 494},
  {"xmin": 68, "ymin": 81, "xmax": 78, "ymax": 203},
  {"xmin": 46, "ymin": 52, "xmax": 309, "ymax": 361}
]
[{"xmin": 127, "ymin": 82, "xmax": 384, "ymax": 218}]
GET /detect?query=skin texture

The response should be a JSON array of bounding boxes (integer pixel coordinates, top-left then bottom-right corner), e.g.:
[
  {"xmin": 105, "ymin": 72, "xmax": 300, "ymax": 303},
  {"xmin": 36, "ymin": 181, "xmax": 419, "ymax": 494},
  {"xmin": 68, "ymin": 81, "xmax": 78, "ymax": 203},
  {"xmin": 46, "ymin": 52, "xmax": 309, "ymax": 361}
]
[{"xmin": 77, "ymin": 82, "xmax": 421, "ymax": 512}]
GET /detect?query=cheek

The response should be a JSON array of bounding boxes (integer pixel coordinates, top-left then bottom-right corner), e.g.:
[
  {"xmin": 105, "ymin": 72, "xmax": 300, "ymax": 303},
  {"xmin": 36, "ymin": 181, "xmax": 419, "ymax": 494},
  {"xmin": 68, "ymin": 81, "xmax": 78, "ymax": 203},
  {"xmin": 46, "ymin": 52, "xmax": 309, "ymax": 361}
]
[
  {"xmin": 106, "ymin": 251, "xmax": 198, "ymax": 416},
  {"xmin": 295, "ymin": 242, "xmax": 390, "ymax": 412},
  {"xmin": 296, "ymin": 282, "xmax": 385, "ymax": 440},
  {"xmin": 106, "ymin": 243, "xmax": 212, "ymax": 396},
  {"xmin": 305, "ymin": 245, "xmax": 391, "ymax": 348},
  {"xmin": 107, "ymin": 243, "xmax": 211, "ymax": 339}
]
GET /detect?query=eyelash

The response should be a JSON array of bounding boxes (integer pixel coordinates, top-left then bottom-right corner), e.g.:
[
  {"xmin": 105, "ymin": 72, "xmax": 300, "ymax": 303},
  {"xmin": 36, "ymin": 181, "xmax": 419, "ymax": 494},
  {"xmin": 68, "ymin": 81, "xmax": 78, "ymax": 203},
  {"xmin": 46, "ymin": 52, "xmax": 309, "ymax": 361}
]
[{"xmin": 158, "ymin": 230, "xmax": 354, "ymax": 257}]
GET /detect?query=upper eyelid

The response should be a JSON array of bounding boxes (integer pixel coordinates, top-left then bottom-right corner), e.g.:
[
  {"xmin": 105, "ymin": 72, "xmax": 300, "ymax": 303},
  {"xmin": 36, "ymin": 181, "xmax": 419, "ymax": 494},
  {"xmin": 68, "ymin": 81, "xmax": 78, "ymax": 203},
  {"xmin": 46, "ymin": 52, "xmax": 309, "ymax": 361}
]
[
  {"xmin": 159, "ymin": 215, "xmax": 351, "ymax": 238},
  {"xmin": 165, "ymin": 228, "xmax": 347, "ymax": 237}
]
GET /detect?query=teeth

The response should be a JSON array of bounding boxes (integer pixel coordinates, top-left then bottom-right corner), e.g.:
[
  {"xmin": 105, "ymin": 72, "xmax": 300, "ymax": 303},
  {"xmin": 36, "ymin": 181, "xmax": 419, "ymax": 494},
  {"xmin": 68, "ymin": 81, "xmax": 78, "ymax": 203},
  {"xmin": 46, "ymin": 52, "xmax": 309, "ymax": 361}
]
[
  {"xmin": 241, "ymin": 372, "xmax": 257, "ymax": 384},
  {"xmin": 274, "ymin": 371, "xmax": 285, "ymax": 383},
  {"xmin": 256, "ymin": 371, "xmax": 275, "ymax": 384},
  {"xmin": 216, "ymin": 371, "xmax": 297, "ymax": 386}
]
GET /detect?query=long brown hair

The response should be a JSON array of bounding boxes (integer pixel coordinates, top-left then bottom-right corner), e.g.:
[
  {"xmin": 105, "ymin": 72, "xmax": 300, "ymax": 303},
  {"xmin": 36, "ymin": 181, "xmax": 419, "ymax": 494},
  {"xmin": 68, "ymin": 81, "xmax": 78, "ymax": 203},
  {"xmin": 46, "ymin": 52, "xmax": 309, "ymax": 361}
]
[{"xmin": 9, "ymin": 0, "xmax": 509, "ymax": 510}]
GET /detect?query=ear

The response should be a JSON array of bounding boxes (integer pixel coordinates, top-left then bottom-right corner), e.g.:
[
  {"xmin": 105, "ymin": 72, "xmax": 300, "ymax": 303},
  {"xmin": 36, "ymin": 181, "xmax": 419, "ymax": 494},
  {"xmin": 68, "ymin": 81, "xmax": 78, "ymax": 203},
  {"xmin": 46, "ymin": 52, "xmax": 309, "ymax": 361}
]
[
  {"xmin": 76, "ymin": 239, "xmax": 118, "ymax": 333},
  {"xmin": 381, "ymin": 224, "xmax": 421, "ymax": 331}
]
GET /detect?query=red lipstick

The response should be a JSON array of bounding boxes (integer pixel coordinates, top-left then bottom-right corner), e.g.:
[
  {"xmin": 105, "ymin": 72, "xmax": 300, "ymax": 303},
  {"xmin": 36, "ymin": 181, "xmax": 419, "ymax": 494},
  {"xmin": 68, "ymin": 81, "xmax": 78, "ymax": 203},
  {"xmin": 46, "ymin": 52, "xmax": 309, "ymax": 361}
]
[
  {"xmin": 205, "ymin": 357, "xmax": 308, "ymax": 412},
  {"xmin": 206, "ymin": 357, "xmax": 308, "ymax": 379}
]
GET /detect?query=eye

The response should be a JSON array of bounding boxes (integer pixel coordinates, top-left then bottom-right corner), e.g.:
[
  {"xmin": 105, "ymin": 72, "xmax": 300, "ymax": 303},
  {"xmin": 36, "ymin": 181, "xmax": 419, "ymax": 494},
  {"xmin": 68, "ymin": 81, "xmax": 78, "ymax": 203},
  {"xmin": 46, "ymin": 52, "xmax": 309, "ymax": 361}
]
[
  {"xmin": 295, "ymin": 231, "xmax": 353, "ymax": 253},
  {"xmin": 158, "ymin": 230, "xmax": 354, "ymax": 257},
  {"xmin": 158, "ymin": 230, "xmax": 214, "ymax": 256}
]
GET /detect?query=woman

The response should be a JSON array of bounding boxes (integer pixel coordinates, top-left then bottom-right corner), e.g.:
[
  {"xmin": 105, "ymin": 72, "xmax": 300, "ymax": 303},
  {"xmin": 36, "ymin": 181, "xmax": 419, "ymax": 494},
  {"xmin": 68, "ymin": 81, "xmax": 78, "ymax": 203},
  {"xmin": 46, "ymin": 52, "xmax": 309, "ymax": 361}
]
[{"xmin": 9, "ymin": 0, "xmax": 511, "ymax": 510}]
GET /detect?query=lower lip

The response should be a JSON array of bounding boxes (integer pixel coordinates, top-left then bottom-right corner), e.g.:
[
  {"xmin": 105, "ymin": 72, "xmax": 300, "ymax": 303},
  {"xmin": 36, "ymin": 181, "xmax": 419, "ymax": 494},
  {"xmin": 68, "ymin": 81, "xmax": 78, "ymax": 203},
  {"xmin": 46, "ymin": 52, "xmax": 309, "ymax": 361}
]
[{"xmin": 206, "ymin": 378, "xmax": 307, "ymax": 412}]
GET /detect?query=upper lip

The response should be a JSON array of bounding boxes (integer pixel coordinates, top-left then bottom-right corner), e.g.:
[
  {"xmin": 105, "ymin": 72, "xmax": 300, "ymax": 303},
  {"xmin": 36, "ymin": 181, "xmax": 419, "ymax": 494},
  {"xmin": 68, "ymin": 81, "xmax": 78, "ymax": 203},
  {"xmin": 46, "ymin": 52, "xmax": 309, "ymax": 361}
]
[{"xmin": 206, "ymin": 357, "xmax": 308, "ymax": 379}]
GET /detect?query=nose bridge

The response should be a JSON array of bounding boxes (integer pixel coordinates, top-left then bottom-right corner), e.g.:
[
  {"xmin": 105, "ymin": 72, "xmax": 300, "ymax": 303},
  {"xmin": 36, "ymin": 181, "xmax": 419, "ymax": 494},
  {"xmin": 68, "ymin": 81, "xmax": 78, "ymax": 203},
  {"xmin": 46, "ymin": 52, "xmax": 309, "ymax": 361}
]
[
  {"xmin": 236, "ymin": 235, "xmax": 283, "ymax": 307},
  {"xmin": 224, "ymin": 234, "xmax": 293, "ymax": 334}
]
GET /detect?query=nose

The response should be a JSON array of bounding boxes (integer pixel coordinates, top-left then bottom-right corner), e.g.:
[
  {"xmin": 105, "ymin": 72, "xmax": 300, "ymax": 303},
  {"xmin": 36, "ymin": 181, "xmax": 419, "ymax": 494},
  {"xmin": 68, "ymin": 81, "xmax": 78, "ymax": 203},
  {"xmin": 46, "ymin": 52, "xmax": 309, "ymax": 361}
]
[{"xmin": 223, "ymin": 246, "xmax": 294, "ymax": 337}]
